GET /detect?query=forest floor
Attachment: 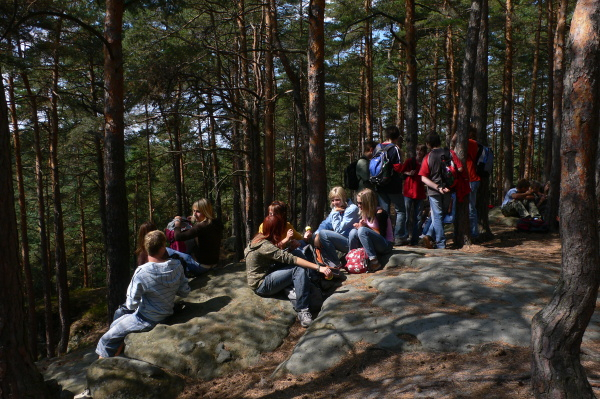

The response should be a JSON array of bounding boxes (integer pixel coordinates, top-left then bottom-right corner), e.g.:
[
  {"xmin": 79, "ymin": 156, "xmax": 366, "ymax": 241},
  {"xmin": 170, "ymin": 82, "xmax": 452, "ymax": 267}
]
[{"xmin": 176, "ymin": 222, "xmax": 600, "ymax": 399}]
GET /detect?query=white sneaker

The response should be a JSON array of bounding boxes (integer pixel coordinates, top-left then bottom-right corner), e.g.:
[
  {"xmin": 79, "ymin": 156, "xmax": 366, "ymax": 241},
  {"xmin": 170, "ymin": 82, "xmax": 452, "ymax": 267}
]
[
  {"xmin": 297, "ymin": 309, "xmax": 313, "ymax": 328},
  {"xmin": 74, "ymin": 389, "xmax": 93, "ymax": 399}
]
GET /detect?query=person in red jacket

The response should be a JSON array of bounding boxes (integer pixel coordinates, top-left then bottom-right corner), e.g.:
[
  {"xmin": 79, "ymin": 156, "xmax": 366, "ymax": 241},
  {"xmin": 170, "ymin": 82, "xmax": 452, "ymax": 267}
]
[{"xmin": 400, "ymin": 145, "xmax": 427, "ymax": 245}]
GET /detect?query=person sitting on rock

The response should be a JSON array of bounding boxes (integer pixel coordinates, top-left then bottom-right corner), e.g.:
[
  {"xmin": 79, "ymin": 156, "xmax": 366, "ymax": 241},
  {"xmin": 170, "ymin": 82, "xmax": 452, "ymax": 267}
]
[
  {"xmin": 312, "ymin": 186, "xmax": 360, "ymax": 268},
  {"xmin": 501, "ymin": 178, "xmax": 542, "ymax": 220},
  {"xmin": 348, "ymin": 188, "xmax": 394, "ymax": 272},
  {"xmin": 259, "ymin": 200, "xmax": 308, "ymax": 254},
  {"xmin": 245, "ymin": 214, "xmax": 332, "ymax": 328},
  {"xmin": 96, "ymin": 230, "xmax": 190, "ymax": 358}
]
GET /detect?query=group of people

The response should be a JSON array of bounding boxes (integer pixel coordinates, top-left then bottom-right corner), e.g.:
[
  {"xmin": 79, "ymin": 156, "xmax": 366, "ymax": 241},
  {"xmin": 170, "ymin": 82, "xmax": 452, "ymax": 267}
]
[{"xmin": 92, "ymin": 126, "xmax": 549, "ymax": 365}]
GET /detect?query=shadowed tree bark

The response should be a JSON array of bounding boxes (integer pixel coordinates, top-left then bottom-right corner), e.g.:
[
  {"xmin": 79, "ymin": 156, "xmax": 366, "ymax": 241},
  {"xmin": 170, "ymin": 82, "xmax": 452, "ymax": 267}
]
[
  {"xmin": 103, "ymin": 0, "xmax": 130, "ymax": 320},
  {"xmin": 531, "ymin": 0, "xmax": 600, "ymax": 396},
  {"xmin": 0, "ymin": 64, "xmax": 48, "ymax": 399}
]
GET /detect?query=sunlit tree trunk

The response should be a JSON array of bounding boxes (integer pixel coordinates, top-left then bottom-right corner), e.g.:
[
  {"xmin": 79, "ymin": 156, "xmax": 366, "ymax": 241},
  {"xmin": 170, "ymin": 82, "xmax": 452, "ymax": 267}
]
[
  {"xmin": 364, "ymin": 0, "xmax": 374, "ymax": 141},
  {"xmin": 306, "ymin": 0, "xmax": 327, "ymax": 229},
  {"xmin": 264, "ymin": 0, "xmax": 276, "ymax": 208},
  {"xmin": 543, "ymin": 0, "xmax": 555, "ymax": 184},
  {"xmin": 405, "ymin": 0, "xmax": 417, "ymax": 156},
  {"xmin": 531, "ymin": 2, "xmax": 600, "ymax": 396},
  {"xmin": 501, "ymin": 0, "xmax": 514, "ymax": 193},
  {"xmin": 454, "ymin": 0, "xmax": 482, "ymax": 247}
]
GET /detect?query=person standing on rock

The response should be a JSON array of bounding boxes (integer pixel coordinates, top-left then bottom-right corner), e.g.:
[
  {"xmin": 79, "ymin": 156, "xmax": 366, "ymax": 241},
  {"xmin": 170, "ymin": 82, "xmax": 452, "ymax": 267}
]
[
  {"xmin": 245, "ymin": 214, "xmax": 333, "ymax": 328},
  {"xmin": 95, "ymin": 230, "xmax": 190, "ymax": 358}
]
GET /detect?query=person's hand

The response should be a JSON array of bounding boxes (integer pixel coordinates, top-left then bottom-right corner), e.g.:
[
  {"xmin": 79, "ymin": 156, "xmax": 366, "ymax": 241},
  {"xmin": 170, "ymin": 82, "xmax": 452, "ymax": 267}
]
[
  {"xmin": 440, "ymin": 187, "xmax": 450, "ymax": 194},
  {"xmin": 359, "ymin": 219, "xmax": 368, "ymax": 227},
  {"xmin": 286, "ymin": 229, "xmax": 294, "ymax": 239},
  {"xmin": 174, "ymin": 216, "xmax": 182, "ymax": 228},
  {"xmin": 303, "ymin": 229, "xmax": 313, "ymax": 240},
  {"xmin": 319, "ymin": 265, "xmax": 333, "ymax": 279},
  {"xmin": 353, "ymin": 222, "xmax": 360, "ymax": 229}
]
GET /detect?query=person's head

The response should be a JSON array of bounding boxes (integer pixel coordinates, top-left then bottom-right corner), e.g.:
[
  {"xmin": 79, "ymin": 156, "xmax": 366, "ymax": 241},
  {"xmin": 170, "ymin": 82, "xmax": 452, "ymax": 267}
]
[
  {"xmin": 416, "ymin": 144, "xmax": 427, "ymax": 161},
  {"xmin": 516, "ymin": 178, "xmax": 530, "ymax": 193},
  {"xmin": 136, "ymin": 221, "xmax": 157, "ymax": 255},
  {"xmin": 425, "ymin": 131, "xmax": 441, "ymax": 148},
  {"xmin": 468, "ymin": 125, "xmax": 478, "ymax": 140},
  {"xmin": 384, "ymin": 125, "xmax": 401, "ymax": 142},
  {"xmin": 329, "ymin": 186, "xmax": 348, "ymax": 209},
  {"xmin": 144, "ymin": 230, "xmax": 167, "ymax": 258},
  {"xmin": 192, "ymin": 198, "xmax": 215, "ymax": 223},
  {"xmin": 253, "ymin": 214, "xmax": 285, "ymax": 244},
  {"xmin": 268, "ymin": 200, "xmax": 288, "ymax": 221},
  {"xmin": 356, "ymin": 188, "xmax": 378, "ymax": 220},
  {"xmin": 531, "ymin": 181, "xmax": 543, "ymax": 193},
  {"xmin": 364, "ymin": 140, "xmax": 377, "ymax": 159}
]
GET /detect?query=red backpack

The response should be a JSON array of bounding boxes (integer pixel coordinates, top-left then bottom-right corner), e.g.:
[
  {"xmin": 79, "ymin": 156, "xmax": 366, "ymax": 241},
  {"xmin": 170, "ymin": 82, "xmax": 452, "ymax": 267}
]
[{"xmin": 344, "ymin": 248, "xmax": 369, "ymax": 274}]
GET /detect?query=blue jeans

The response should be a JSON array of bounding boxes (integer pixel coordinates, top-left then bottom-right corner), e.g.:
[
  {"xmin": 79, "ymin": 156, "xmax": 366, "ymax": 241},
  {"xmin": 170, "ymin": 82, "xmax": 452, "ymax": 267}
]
[
  {"xmin": 96, "ymin": 312, "xmax": 155, "ymax": 357},
  {"xmin": 404, "ymin": 197, "xmax": 423, "ymax": 245},
  {"xmin": 317, "ymin": 230, "xmax": 349, "ymax": 267},
  {"xmin": 348, "ymin": 227, "xmax": 393, "ymax": 260},
  {"xmin": 469, "ymin": 181, "xmax": 480, "ymax": 237},
  {"xmin": 378, "ymin": 192, "xmax": 407, "ymax": 239},
  {"xmin": 427, "ymin": 194, "xmax": 448, "ymax": 249},
  {"xmin": 255, "ymin": 264, "xmax": 311, "ymax": 310}
]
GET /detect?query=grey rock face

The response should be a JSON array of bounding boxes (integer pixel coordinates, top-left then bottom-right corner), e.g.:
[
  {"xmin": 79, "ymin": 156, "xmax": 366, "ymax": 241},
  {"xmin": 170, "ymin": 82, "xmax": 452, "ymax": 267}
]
[{"xmin": 87, "ymin": 357, "xmax": 183, "ymax": 399}]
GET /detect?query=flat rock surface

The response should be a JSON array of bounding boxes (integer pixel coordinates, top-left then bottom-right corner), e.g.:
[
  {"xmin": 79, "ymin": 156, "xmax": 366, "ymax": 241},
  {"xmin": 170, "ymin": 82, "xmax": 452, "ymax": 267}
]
[{"xmin": 41, "ymin": 243, "xmax": 600, "ymax": 396}]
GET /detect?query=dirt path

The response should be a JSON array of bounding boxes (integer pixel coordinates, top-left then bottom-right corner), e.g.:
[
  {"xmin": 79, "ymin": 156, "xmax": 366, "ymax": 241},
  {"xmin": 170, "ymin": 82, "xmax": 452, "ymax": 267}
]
[{"xmin": 178, "ymin": 225, "xmax": 600, "ymax": 399}]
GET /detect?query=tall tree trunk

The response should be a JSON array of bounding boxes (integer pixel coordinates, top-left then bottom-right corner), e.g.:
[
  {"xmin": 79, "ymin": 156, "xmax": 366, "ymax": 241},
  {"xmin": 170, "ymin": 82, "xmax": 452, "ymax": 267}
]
[
  {"xmin": 454, "ymin": 0, "xmax": 482, "ymax": 247},
  {"xmin": 77, "ymin": 175, "xmax": 90, "ymax": 288},
  {"xmin": 405, "ymin": 0, "xmax": 418, "ymax": 156},
  {"xmin": 306, "ymin": 0, "xmax": 327, "ymax": 229},
  {"xmin": 7, "ymin": 74, "xmax": 38, "ymax": 359},
  {"xmin": 396, "ymin": 68, "xmax": 405, "ymax": 139},
  {"xmin": 524, "ymin": 2, "xmax": 543, "ymax": 180},
  {"xmin": 501, "ymin": 0, "xmax": 514, "ymax": 194},
  {"xmin": 264, "ymin": 0, "xmax": 276, "ymax": 208},
  {"xmin": 50, "ymin": 20, "xmax": 71, "ymax": 354},
  {"xmin": 21, "ymin": 70, "xmax": 55, "ymax": 358},
  {"xmin": 531, "ymin": 2, "xmax": 600, "ymax": 396},
  {"xmin": 103, "ymin": 0, "xmax": 130, "ymax": 321},
  {"xmin": 145, "ymin": 104, "xmax": 153, "ymax": 221},
  {"xmin": 0, "ymin": 64, "xmax": 48, "ymax": 399},
  {"xmin": 543, "ymin": 0, "xmax": 555, "ymax": 184},
  {"xmin": 444, "ymin": 26, "xmax": 458, "ymax": 142},
  {"xmin": 471, "ymin": 0, "xmax": 492, "ymax": 236},
  {"xmin": 429, "ymin": 39, "xmax": 439, "ymax": 133},
  {"xmin": 546, "ymin": 0, "xmax": 567, "ymax": 230},
  {"xmin": 364, "ymin": 0, "xmax": 374, "ymax": 141}
]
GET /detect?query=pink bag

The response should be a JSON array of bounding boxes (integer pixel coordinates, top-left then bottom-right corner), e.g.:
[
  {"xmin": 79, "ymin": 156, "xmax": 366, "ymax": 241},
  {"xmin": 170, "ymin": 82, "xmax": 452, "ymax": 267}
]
[{"xmin": 344, "ymin": 248, "xmax": 369, "ymax": 274}]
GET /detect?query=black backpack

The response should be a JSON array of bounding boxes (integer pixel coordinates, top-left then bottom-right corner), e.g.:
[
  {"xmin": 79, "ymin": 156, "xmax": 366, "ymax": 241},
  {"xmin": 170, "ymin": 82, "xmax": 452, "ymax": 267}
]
[
  {"xmin": 439, "ymin": 148, "xmax": 459, "ymax": 190},
  {"xmin": 344, "ymin": 159, "xmax": 360, "ymax": 190}
]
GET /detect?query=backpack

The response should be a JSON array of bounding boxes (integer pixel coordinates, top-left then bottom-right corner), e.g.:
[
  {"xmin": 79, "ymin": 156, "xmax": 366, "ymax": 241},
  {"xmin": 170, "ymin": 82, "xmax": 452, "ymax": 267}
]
[
  {"xmin": 344, "ymin": 159, "xmax": 360, "ymax": 190},
  {"xmin": 475, "ymin": 143, "xmax": 494, "ymax": 178},
  {"xmin": 344, "ymin": 248, "xmax": 369, "ymax": 274},
  {"xmin": 165, "ymin": 218, "xmax": 192, "ymax": 253},
  {"xmin": 439, "ymin": 148, "xmax": 459, "ymax": 190},
  {"xmin": 369, "ymin": 143, "xmax": 398, "ymax": 187}
]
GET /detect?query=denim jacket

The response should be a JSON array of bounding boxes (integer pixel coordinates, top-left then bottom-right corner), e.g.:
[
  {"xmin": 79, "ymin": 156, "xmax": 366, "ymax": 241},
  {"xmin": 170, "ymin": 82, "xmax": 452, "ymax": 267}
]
[{"xmin": 317, "ymin": 203, "xmax": 360, "ymax": 238}]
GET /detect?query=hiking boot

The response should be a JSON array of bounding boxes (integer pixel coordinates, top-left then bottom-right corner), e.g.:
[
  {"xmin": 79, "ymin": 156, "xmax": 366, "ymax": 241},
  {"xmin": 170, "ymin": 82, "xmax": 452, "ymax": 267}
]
[
  {"xmin": 394, "ymin": 237, "xmax": 409, "ymax": 246},
  {"xmin": 297, "ymin": 309, "xmax": 313, "ymax": 328},
  {"xmin": 422, "ymin": 235, "xmax": 434, "ymax": 249}
]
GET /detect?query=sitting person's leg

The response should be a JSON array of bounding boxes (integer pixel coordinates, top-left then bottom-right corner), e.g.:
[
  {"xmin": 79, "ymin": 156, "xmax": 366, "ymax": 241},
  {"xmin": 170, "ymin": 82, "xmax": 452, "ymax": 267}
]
[
  {"xmin": 356, "ymin": 227, "xmax": 392, "ymax": 260},
  {"xmin": 348, "ymin": 228, "xmax": 361, "ymax": 251},
  {"xmin": 525, "ymin": 200, "xmax": 541, "ymax": 219},
  {"xmin": 96, "ymin": 313, "xmax": 154, "ymax": 358},
  {"xmin": 254, "ymin": 265, "xmax": 295, "ymax": 297},
  {"xmin": 502, "ymin": 200, "xmax": 529, "ymax": 218},
  {"xmin": 317, "ymin": 230, "xmax": 349, "ymax": 267}
]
